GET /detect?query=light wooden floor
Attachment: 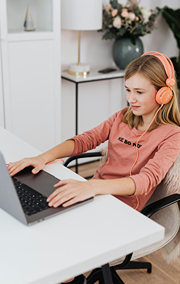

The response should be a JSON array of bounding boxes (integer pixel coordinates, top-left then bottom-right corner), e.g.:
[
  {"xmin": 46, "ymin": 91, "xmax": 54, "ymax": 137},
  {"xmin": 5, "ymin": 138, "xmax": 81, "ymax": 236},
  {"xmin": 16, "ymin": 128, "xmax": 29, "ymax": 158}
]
[{"xmin": 69, "ymin": 161, "xmax": 180, "ymax": 284}]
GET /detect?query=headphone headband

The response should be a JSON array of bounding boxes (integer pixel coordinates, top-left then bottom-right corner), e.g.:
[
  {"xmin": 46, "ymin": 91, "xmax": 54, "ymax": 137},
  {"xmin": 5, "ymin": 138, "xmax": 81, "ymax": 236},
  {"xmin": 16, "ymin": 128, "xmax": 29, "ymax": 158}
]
[{"xmin": 142, "ymin": 51, "xmax": 174, "ymax": 77}]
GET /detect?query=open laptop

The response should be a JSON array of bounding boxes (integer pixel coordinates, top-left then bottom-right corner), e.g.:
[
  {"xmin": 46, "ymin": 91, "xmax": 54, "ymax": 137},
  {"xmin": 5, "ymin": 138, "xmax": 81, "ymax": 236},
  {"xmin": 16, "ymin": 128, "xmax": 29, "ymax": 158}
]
[{"xmin": 0, "ymin": 152, "xmax": 93, "ymax": 226}]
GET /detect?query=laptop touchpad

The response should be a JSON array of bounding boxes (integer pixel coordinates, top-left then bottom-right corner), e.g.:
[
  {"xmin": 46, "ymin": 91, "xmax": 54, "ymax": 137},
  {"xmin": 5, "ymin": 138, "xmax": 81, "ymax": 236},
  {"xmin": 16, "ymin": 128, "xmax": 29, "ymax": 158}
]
[{"xmin": 14, "ymin": 166, "xmax": 60, "ymax": 197}]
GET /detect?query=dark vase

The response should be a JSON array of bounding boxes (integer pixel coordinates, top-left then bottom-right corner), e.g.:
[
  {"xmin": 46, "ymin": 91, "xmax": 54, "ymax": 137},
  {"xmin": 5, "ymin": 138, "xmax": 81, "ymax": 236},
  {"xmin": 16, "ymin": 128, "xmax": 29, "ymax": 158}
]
[{"xmin": 112, "ymin": 37, "xmax": 144, "ymax": 70}]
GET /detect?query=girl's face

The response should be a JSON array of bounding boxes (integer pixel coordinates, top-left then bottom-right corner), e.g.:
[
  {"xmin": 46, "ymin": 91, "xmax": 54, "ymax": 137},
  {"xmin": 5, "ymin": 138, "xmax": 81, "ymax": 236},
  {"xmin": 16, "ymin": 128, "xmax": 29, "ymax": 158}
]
[{"xmin": 125, "ymin": 73, "xmax": 159, "ymax": 125}]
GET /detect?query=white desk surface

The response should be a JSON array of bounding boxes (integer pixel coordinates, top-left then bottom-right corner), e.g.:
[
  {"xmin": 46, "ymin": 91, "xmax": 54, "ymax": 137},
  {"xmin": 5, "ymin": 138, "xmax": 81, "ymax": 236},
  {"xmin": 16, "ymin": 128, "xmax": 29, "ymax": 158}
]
[
  {"xmin": 0, "ymin": 127, "xmax": 164, "ymax": 284},
  {"xmin": 61, "ymin": 68, "xmax": 124, "ymax": 83}
]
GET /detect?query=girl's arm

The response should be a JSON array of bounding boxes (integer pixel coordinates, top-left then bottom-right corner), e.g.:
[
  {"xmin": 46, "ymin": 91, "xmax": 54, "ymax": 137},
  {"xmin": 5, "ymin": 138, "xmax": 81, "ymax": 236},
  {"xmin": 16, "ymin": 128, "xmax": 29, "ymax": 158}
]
[
  {"xmin": 39, "ymin": 140, "xmax": 75, "ymax": 163},
  {"xmin": 8, "ymin": 140, "xmax": 75, "ymax": 176},
  {"xmin": 47, "ymin": 177, "xmax": 136, "ymax": 208},
  {"xmin": 8, "ymin": 111, "xmax": 121, "ymax": 176}
]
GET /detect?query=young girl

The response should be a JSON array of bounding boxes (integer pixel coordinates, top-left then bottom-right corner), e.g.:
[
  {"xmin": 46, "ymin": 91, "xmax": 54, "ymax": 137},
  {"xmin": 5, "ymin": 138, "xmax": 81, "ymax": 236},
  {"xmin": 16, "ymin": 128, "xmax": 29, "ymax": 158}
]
[{"xmin": 8, "ymin": 51, "xmax": 180, "ymax": 284}]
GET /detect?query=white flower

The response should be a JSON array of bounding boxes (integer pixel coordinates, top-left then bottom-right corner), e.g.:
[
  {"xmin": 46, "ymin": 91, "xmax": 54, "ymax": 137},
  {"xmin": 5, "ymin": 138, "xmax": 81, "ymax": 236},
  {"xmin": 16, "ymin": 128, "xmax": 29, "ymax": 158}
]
[
  {"xmin": 128, "ymin": 12, "xmax": 136, "ymax": 21},
  {"xmin": 113, "ymin": 16, "xmax": 121, "ymax": 29},
  {"xmin": 141, "ymin": 7, "xmax": 151, "ymax": 23}
]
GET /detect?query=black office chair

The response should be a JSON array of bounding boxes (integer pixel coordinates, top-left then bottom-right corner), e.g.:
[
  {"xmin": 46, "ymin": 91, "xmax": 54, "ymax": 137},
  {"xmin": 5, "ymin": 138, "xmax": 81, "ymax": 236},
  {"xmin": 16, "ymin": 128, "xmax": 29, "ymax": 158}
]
[
  {"xmin": 64, "ymin": 151, "xmax": 103, "ymax": 179},
  {"xmin": 64, "ymin": 152, "xmax": 180, "ymax": 284}
]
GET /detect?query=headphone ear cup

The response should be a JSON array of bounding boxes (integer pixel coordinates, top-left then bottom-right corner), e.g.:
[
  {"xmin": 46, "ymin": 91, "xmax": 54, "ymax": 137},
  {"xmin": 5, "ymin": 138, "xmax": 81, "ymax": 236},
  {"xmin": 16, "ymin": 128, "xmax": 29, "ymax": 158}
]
[{"xmin": 156, "ymin": 87, "xmax": 173, "ymax": 104}]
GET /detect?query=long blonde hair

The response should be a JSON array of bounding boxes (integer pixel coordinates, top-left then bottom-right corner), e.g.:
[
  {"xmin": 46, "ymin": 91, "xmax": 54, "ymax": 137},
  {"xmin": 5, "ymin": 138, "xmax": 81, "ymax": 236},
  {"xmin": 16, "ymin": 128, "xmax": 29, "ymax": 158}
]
[{"xmin": 123, "ymin": 55, "xmax": 180, "ymax": 131}]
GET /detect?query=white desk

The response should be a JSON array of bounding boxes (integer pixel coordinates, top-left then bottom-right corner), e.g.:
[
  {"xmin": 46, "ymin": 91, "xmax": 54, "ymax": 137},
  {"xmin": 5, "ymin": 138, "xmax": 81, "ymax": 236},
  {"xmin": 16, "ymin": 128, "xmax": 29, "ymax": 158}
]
[{"xmin": 0, "ymin": 127, "xmax": 164, "ymax": 284}]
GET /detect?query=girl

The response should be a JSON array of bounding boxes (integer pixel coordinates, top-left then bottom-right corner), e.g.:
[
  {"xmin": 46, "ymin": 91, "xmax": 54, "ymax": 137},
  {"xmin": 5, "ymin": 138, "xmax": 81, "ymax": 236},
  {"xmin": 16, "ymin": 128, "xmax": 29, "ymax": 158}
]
[{"xmin": 8, "ymin": 51, "xmax": 180, "ymax": 284}]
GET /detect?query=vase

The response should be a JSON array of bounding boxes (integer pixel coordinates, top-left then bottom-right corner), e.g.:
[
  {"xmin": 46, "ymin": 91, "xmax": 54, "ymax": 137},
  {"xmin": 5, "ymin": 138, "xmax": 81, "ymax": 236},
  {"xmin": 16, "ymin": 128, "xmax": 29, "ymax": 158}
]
[{"xmin": 112, "ymin": 37, "xmax": 144, "ymax": 70}]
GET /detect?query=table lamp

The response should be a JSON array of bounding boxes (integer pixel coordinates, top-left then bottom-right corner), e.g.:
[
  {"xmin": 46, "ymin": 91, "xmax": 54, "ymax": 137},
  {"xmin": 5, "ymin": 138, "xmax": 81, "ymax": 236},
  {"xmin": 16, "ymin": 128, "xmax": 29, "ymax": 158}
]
[{"xmin": 61, "ymin": 0, "xmax": 102, "ymax": 76}]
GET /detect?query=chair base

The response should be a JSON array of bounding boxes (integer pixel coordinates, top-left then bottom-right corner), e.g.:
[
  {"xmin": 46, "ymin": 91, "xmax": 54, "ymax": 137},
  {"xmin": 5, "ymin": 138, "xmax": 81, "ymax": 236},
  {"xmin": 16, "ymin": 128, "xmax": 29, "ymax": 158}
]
[
  {"xmin": 87, "ymin": 261, "xmax": 152, "ymax": 284},
  {"xmin": 87, "ymin": 267, "xmax": 125, "ymax": 284},
  {"xmin": 114, "ymin": 260, "xmax": 152, "ymax": 274}
]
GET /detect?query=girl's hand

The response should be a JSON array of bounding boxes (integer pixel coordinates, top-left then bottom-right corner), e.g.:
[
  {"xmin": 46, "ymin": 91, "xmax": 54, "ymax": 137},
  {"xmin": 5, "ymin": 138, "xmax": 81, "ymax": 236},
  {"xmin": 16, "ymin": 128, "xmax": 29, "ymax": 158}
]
[
  {"xmin": 7, "ymin": 156, "xmax": 46, "ymax": 176},
  {"xmin": 47, "ymin": 179, "xmax": 97, "ymax": 208}
]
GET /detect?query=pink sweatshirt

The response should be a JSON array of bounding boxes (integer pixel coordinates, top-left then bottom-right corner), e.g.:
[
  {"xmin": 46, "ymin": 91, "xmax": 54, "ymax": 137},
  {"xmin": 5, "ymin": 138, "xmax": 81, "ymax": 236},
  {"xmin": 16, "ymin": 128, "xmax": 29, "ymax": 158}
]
[{"xmin": 70, "ymin": 108, "xmax": 180, "ymax": 211}]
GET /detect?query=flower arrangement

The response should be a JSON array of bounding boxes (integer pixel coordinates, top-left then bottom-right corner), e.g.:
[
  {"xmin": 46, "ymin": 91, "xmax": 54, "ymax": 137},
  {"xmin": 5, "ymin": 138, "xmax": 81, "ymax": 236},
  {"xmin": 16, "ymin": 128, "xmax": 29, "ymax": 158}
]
[{"xmin": 99, "ymin": 0, "xmax": 160, "ymax": 43}]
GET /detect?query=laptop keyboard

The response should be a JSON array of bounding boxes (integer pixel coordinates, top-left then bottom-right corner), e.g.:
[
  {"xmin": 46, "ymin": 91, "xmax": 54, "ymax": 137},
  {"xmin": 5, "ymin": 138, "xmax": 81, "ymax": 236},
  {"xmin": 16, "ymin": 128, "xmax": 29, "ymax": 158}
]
[{"xmin": 12, "ymin": 178, "xmax": 50, "ymax": 216}]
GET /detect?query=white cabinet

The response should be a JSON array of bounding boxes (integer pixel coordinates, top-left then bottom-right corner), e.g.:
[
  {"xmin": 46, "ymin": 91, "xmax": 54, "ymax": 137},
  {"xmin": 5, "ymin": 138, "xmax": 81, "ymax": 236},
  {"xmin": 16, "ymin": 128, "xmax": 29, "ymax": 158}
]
[
  {"xmin": 0, "ymin": 43, "xmax": 4, "ymax": 128},
  {"xmin": 0, "ymin": 0, "xmax": 61, "ymax": 152}
]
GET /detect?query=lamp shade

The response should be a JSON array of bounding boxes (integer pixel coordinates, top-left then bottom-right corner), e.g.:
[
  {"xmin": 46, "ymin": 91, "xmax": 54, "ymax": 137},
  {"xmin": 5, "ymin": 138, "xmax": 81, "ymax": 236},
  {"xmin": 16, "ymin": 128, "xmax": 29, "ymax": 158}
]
[{"xmin": 61, "ymin": 0, "xmax": 102, "ymax": 31}]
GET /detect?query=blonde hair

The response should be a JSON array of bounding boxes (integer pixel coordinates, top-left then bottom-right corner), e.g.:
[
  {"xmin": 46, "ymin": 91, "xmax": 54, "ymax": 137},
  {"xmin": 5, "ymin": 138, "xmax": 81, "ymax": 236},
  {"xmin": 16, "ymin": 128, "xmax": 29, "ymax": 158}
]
[{"xmin": 123, "ymin": 55, "xmax": 180, "ymax": 131}]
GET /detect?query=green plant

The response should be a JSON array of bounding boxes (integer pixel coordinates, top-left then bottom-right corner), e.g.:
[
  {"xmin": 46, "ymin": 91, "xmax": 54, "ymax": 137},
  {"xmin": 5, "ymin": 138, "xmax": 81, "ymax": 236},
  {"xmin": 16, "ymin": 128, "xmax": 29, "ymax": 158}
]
[
  {"xmin": 99, "ymin": 0, "xmax": 160, "ymax": 44},
  {"xmin": 162, "ymin": 6, "xmax": 180, "ymax": 88}
]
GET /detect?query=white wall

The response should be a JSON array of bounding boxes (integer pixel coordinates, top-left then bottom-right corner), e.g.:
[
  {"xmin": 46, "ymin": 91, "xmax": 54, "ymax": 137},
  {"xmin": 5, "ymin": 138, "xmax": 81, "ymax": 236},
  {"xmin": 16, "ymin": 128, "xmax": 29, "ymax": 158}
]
[{"xmin": 61, "ymin": 0, "xmax": 180, "ymax": 143}]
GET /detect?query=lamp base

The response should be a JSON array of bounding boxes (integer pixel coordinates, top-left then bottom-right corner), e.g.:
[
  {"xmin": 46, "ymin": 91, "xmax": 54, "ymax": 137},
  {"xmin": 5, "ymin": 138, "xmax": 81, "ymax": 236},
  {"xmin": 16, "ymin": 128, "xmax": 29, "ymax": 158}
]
[{"xmin": 68, "ymin": 63, "xmax": 90, "ymax": 76}]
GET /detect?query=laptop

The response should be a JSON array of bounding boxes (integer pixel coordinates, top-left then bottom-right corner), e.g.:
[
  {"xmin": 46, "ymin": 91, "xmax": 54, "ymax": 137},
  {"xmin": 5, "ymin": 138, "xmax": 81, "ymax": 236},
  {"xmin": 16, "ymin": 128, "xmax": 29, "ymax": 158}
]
[{"xmin": 0, "ymin": 152, "xmax": 93, "ymax": 226}]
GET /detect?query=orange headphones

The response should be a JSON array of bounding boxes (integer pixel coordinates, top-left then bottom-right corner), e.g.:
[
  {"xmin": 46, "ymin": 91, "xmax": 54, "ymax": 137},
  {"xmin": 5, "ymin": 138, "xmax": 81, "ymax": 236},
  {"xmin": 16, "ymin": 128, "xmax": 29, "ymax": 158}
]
[{"xmin": 142, "ymin": 51, "xmax": 175, "ymax": 105}]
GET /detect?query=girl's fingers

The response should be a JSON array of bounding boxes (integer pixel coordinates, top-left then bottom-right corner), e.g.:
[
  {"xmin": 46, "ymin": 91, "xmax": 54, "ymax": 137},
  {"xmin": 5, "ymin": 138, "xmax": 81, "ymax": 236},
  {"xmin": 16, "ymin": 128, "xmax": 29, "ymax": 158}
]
[
  {"xmin": 53, "ymin": 179, "xmax": 73, "ymax": 187},
  {"xmin": 47, "ymin": 184, "xmax": 69, "ymax": 202},
  {"xmin": 47, "ymin": 180, "xmax": 90, "ymax": 208},
  {"xmin": 8, "ymin": 164, "xmax": 24, "ymax": 176},
  {"xmin": 7, "ymin": 158, "xmax": 44, "ymax": 176},
  {"xmin": 32, "ymin": 166, "xmax": 42, "ymax": 174},
  {"xmin": 49, "ymin": 191, "xmax": 77, "ymax": 208},
  {"xmin": 7, "ymin": 162, "xmax": 13, "ymax": 168},
  {"xmin": 10, "ymin": 162, "xmax": 28, "ymax": 176},
  {"xmin": 53, "ymin": 181, "xmax": 63, "ymax": 187},
  {"xmin": 47, "ymin": 179, "xmax": 77, "ymax": 202}
]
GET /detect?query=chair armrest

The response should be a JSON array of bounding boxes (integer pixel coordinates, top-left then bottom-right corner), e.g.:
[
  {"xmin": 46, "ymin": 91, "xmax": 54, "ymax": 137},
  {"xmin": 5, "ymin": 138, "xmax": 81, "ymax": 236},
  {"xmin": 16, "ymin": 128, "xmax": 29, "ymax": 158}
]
[
  {"xmin": 141, "ymin": 193, "xmax": 180, "ymax": 218},
  {"xmin": 64, "ymin": 152, "xmax": 102, "ymax": 167},
  {"xmin": 114, "ymin": 193, "xmax": 180, "ymax": 269}
]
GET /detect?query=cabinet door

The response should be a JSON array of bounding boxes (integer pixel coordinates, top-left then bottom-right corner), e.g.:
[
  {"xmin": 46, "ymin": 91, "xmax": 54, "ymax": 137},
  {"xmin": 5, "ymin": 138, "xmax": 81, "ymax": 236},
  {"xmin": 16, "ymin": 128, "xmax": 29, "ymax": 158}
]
[
  {"xmin": 0, "ymin": 42, "xmax": 4, "ymax": 128},
  {"xmin": 2, "ymin": 39, "xmax": 61, "ymax": 152}
]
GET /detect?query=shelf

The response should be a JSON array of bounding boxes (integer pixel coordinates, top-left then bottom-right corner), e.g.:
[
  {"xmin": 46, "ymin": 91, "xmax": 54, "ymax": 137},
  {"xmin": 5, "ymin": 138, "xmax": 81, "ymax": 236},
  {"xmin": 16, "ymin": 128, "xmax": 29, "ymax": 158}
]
[
  {"xmin": 6, "ymin": 0, "xmax": 53, "ymax": 35},
  {"xmin": 8, "ymin": 28, "xmax": 53, "ymax": 34},
  {"xmin": 6, "ymin": 30, "xmax": 54, "ymax": 42}
]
